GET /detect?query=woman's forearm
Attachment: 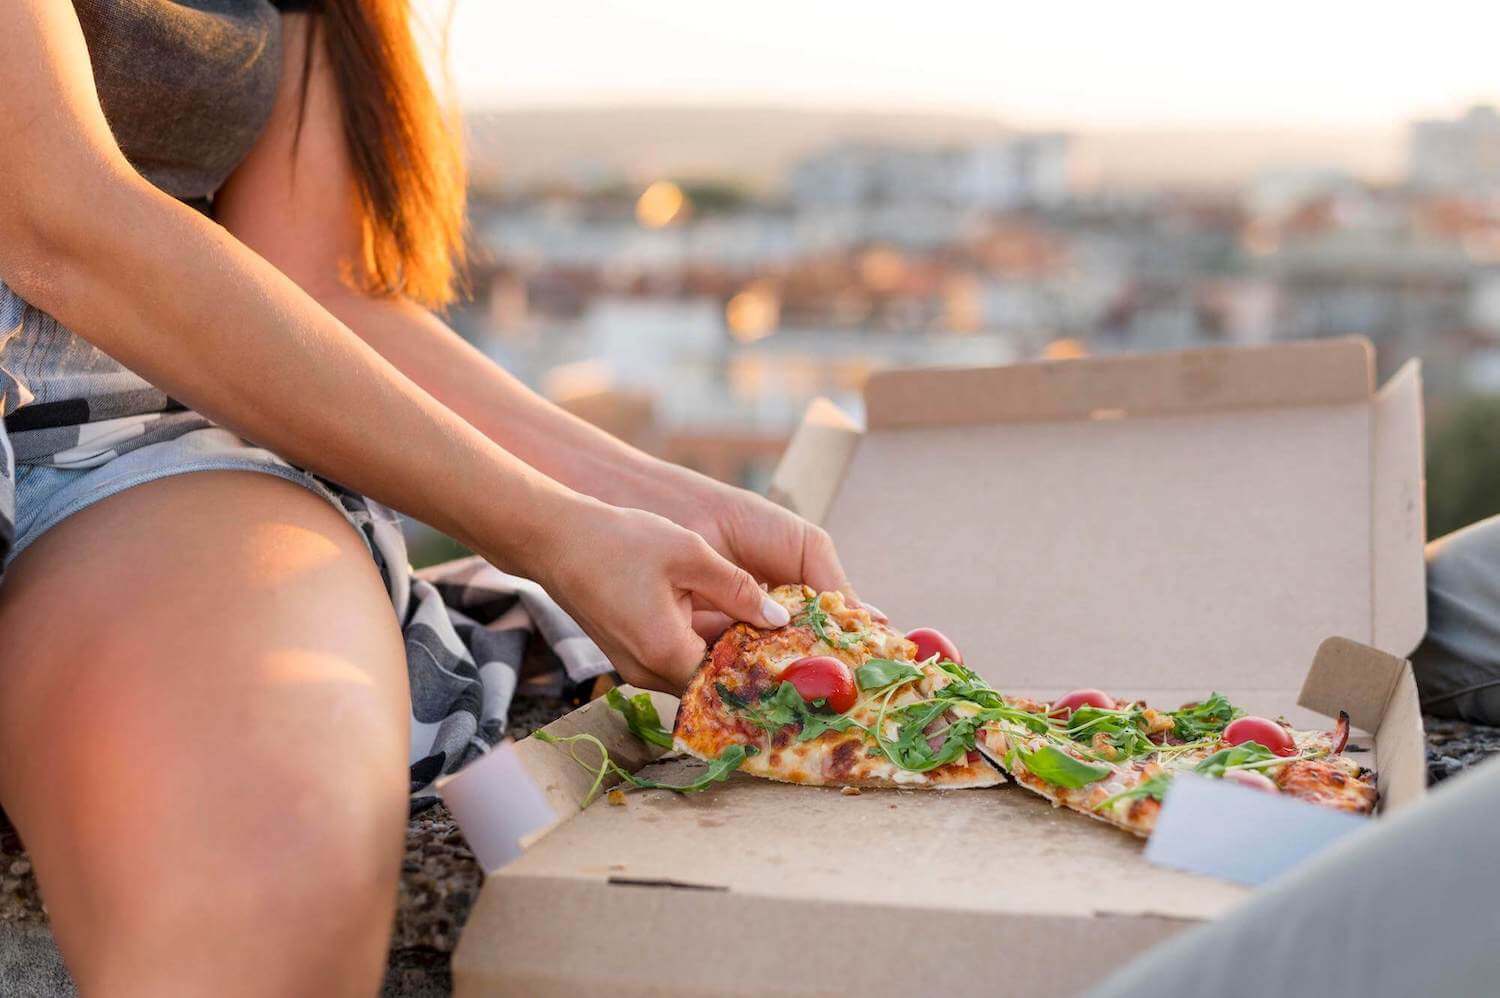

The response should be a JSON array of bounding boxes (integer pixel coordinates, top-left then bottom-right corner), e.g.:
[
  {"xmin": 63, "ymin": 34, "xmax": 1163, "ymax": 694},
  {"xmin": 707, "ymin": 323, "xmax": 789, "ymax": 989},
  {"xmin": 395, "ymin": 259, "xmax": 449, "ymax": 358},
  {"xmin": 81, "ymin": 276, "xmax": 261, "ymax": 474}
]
[
  {"xmin": 311, "ymin": 287, "xmax": 707, "ymax": 517},
  {"xmin": 9, "ymin": 172, "xmax": 584, "ymax": 569}
]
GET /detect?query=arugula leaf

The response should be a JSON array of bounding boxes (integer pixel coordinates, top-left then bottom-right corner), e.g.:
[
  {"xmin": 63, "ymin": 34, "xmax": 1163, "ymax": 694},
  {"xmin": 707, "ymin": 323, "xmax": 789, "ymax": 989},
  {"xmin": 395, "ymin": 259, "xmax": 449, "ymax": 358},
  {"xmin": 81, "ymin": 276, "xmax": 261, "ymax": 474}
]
[
  {"xmin": 1015, "ymin": 744, "xmax": 1113, "ymax": 789},
  {"xmin": 875, "ymin": 704, "xmax": 983, "ymax": 773},
  {"xmin": 856, "ymin": 658, "xmax": 923, "ymax": 690},
  {"xmin": 1096, "ymin": 772, "xmax": 1172, "ymax": 812},
  {"xmin": 605, "ymin": 687, "xmax": 674, "ymax": 749},
  {"xmin": 799, "ymin": 595, "xmax": 865, "ymax": 649},
  {"xmin": 621, "ymin": 744, "xmax": 754, "ymax": 793},
  {"xmin": 1064, "ymin": 705, "xmax": 1156, "ymax": 760},
  {"xmin": 715, "ymin": 682, "xmax": 751, "ymax": 711},
  {"xmin": 1170, "ymin": 693, "xmax": 1243, "ymax": 741},
  {"xmin": 535, "ymin": 730, "xmax": 754, "ymax": 806},
  {"xmin": 1193, "ymin": 742, "xmax": 1276, "ymax": 777},
  {"xmin": 716, "ymin": 680, "xmax": 857, "ymax": 742}
]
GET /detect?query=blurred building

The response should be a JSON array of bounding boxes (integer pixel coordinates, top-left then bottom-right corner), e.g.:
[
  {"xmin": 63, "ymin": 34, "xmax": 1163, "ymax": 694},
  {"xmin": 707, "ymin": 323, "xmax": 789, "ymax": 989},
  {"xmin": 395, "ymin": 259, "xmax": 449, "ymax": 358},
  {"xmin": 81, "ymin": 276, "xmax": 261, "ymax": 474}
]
[
  {"xmin": 789, "ymin": 135, "xmax": 1071, "ymax": 214},
  {"xmin": 1409, "ymin": 104, "xmax": 1500, "ymax": 196},
  {"xmin": 439, "ymin": 103, "xmax": 1500, "ymax": 502}
]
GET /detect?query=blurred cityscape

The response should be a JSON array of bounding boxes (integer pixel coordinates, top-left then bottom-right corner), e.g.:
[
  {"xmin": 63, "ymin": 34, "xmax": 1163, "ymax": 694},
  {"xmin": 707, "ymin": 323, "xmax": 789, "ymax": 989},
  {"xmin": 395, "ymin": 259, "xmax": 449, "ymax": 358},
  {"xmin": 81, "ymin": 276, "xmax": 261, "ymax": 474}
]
[{"xmin": 415, "ymin": 103, "xmax": 1500, "ymax": 562}]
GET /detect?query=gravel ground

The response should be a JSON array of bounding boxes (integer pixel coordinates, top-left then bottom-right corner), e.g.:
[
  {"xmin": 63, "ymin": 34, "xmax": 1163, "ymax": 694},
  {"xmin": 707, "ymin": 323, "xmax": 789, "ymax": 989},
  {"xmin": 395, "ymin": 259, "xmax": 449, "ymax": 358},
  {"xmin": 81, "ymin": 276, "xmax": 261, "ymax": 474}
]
[
  {"xmin": 3, "ymin": 703, "xmax": 1499, "ymax": 995},
  {"xmin": 1422, "ymin": 716, "xmax": 1500, "ymax": 784}
]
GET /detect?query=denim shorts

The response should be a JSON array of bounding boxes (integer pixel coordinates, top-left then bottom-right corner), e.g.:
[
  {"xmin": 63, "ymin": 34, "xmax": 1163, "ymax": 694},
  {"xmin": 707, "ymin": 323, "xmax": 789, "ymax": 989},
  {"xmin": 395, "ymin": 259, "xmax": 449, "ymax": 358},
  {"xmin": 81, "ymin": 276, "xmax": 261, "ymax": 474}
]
[{"xmin": 8, "ymin": 425, "xmax": 347, "ymax": 566}]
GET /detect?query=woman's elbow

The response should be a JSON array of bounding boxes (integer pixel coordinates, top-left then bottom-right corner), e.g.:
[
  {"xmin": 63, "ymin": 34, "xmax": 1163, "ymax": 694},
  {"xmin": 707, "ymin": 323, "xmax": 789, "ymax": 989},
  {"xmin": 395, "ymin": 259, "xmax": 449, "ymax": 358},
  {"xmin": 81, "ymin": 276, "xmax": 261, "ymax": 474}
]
[{"xmin": 0, "ymin": 162, "xmax": 156, "ymax": 316}]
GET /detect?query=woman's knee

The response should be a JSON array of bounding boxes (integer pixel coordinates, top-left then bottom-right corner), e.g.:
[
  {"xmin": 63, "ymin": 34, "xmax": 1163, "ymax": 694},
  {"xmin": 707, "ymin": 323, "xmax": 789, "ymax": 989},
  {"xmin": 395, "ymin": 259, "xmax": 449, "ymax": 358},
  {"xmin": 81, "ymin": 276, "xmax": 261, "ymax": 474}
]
[{"xmin": 60, "ymin": 756, "xmax": 405, "ymax": 996}]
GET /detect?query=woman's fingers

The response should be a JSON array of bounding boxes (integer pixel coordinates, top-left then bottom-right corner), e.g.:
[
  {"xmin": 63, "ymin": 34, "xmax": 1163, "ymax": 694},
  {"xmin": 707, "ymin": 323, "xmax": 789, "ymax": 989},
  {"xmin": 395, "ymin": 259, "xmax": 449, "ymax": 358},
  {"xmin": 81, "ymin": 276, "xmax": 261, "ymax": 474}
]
[
  {"xmin": 798, "ymin": 522, "xmax": 862, "ymax": 607},
  {"xmin": 677, "ymin": 537, "xmax": 790, "ymax": 629}
]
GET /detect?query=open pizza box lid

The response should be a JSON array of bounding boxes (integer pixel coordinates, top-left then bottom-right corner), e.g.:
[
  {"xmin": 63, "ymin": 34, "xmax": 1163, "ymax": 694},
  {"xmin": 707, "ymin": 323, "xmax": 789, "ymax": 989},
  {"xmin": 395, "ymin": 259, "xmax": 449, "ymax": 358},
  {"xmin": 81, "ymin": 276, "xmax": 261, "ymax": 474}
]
[{"xmin": 448, "ymin": 337, "xmax": 1428, "ymax": 997}]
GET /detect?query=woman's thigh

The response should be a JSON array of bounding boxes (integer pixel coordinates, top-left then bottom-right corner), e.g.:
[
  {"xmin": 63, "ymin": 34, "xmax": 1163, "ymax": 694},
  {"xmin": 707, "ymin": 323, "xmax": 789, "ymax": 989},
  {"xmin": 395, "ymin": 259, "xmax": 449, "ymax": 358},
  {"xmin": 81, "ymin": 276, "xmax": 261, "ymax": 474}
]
[{"xmin": 0, "ymin": 470, "xmax": 410, "ymax": 995}]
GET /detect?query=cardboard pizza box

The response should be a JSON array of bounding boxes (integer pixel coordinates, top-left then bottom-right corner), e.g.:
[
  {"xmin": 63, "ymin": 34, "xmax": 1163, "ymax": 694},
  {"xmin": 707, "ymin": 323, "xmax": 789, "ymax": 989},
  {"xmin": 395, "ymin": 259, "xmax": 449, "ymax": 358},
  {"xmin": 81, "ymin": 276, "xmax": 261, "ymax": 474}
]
[{"xmin": 447, "ymin": 337, "xmax": 1428, "ymax": 996}]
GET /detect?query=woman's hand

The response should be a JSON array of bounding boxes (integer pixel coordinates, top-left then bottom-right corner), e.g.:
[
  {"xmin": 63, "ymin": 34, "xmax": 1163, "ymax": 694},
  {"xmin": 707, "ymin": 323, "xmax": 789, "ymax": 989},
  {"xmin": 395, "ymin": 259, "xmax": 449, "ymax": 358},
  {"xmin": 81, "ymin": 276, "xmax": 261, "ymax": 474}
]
[
  {"xmin": 530, "ymin": 496, "xmax": 794, "ymax": 693},
  {"xmin": 696, "ymin": 482, "xmax": 861, "ymax": 604},
  {"xmin": 636, "ymin": 463, "xmax": 877, "ymax": 638}
]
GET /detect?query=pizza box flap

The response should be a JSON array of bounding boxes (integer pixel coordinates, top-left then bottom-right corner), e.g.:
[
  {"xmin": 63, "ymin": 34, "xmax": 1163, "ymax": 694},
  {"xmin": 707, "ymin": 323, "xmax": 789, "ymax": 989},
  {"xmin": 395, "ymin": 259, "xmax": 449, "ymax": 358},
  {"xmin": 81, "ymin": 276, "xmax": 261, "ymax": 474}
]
[
  {"xmin": 1371, "ymin": 360, "xmax": 1426, "ymax": 657},
  {"xmin": 774, "ymin": 337, "xmax": 1425, "ymax": 721},
  {"xmin": 767, "ymin": 395, "xmax": 861, "ymax": 524},
  {"xmin": 1298, "ymin": 636, "xmax": 1426, "ymax": 811},
  {"xmin": 862, "ymin": 335, "xmax": 1372, "ymax": 430}
]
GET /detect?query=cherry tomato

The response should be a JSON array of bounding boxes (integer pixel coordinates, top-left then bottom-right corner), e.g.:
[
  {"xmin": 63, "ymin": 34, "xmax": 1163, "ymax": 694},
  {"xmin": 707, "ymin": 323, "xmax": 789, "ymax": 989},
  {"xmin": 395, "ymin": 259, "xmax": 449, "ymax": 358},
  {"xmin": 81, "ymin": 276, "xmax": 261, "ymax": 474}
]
[
  {"xmin": 1221, "ymin": 768, "xmax": 1278, "ymax": 793},
  {"xmin": 906, "ymin": 627, "xmax": 963, "ymax": 665},
  {"xmin": 1223, "ymin": 716, "xmax": 1297, "ymax": 757},
  {"xmin": 1049, "ymin": 688, "xmax": 1117, "ymax": 717},
  {"xmin": 781, "ymin": 656, "xmax": 857, "ymax": 713}
]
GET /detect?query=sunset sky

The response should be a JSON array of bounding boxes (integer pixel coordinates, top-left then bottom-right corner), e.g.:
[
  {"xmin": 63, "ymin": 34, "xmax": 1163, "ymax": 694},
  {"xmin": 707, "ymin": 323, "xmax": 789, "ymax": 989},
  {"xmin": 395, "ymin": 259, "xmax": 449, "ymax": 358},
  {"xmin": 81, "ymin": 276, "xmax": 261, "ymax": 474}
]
[{"xmin": 428, "ymin": 0, "xmax": 1498, "ymax": 127}]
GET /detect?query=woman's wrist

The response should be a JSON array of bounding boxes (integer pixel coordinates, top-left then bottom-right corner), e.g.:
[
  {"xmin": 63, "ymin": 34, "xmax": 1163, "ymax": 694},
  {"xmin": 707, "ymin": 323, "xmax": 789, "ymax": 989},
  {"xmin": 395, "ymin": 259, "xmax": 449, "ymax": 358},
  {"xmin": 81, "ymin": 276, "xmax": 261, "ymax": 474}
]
[{"xmin": 436, "ymin": 449, "xmax": 592, "ymax": 579}]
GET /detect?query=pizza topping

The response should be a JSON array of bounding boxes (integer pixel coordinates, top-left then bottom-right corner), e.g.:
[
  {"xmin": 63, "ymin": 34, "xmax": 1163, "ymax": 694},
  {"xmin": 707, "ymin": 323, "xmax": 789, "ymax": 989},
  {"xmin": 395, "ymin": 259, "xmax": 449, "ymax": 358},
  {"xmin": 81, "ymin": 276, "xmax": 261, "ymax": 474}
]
[
  {"xmin": 855, "ymin": 658, "xmax": 923, "ymax": 691},
  {"xmin": 1331, "ymin": 710, "xmax": 1351, "ymax": 754},
  {"xmin": 1014, "ymin": 744, "xmax": 1113, "ymax": 788},
  {"xmin": 1222, "ymin": 768, "xmax": 1278, "ymax": 793},
  {"xmin": 798, "ymin": 592, "xmax": 867, "ymax": 651},
  {"xmin": 780, "ymin": 656, "xmax": 858, "ymax": 713},
  {"xmin": 1223, "ymin": 716, "xmax": 1297, "ymax": 757},
  {"xmin": 1049, "ymin": 689, "xmax": 1117, "ymax": 717},
  {"xmin": 1096, "ymin": 771, "xmax": 1172, "ymax": 812},
  {"xmin": 1168, "ymin": 693, "xmax": 1243, "ymax": 741},
  {"xmin": 716, "ymin": 680, "xmax": 859, "ymax": 744},
  {"xmin": 905, "ymin": 627, "xmax": 963, "ymax": 665},
  {"xmin": 536, "ymin": 729, "xmax": 754, "ymax": 805},
  {"xmin": 1194, "ymin": 741, "xmax": 1279, "ymax": 776},
  {"xmin": 604, "ymin": 687, "xmax": 674, "ymax": 749},
  {"xmin": 1056, "ymin": 703, "xmax": 1161, "ymax": 761}
]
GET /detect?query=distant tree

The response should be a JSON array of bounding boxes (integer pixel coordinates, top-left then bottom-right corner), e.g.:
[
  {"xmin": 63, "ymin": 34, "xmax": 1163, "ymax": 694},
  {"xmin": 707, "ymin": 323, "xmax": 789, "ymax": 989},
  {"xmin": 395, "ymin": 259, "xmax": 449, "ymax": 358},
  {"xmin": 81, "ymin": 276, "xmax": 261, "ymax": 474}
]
[
  {"xmin": 677, "ymin": 180, "xmax": 753, "ymax": 215},
  {"xmin": 1427, "ymin": 396, "xmax": 1500, "ymax": 539}
]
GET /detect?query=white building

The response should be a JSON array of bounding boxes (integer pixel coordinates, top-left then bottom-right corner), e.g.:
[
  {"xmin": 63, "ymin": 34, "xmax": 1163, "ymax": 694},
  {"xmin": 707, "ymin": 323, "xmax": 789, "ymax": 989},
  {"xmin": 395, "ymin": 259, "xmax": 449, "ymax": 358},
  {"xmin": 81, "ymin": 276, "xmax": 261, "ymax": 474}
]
[
  {"xmin": 1409, "ymin": 104, "xmax": 1500, "ymax": 195},
  {"xmin": 789, "ymin": 135, "xmax": 1072, "ymax": 215}
]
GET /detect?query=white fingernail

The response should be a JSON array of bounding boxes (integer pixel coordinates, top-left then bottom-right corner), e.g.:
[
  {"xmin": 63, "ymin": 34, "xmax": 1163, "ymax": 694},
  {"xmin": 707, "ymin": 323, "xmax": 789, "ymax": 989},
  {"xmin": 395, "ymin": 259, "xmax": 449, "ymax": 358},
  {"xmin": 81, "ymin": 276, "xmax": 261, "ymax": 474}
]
[
  {"xmin": 863, "ymin": 603, "xmax": 887, "ymax": 621},
  {"xmin": 762, "ymin": 596, "xmax": 791, "ymax": 627}
]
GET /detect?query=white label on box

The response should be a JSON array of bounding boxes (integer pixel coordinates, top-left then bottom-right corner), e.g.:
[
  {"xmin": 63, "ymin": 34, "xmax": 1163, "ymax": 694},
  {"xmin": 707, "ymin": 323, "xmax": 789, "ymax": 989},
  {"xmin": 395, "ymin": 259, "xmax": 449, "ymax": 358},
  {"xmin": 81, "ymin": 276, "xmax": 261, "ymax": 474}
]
[
  {"xmin": 437, "ymin": 741, "xmax": 557, "ymax": 872},
  {"xmin": 1145, "ymin": 773, "xmax": 1367, "ymax": 886}
]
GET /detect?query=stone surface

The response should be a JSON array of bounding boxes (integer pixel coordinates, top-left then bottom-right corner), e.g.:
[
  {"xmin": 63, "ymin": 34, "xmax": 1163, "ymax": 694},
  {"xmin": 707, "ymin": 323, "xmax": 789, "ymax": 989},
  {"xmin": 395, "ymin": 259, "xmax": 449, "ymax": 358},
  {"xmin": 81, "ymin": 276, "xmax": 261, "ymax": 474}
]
[{"xmin": 2, "ymin": 704, "xmax": 1498, "ymax": 995}]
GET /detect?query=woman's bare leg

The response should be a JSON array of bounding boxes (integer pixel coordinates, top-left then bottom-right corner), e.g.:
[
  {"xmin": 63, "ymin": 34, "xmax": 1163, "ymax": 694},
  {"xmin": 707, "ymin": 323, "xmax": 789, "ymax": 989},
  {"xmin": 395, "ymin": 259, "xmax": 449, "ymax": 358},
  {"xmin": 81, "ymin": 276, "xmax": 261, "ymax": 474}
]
[{"xmin": 0, "ymin": 472, "xmax": 411, "ymax": 997}]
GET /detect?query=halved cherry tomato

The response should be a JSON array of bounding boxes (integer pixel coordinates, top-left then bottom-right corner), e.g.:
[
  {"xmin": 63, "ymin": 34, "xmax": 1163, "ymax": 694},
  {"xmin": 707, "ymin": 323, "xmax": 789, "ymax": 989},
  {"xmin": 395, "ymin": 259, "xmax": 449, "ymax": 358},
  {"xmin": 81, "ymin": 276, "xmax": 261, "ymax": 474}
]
[
  {"xmin": 1049, "ymin": 688, "xmax": 1117, "ymax": 717},
  {"xmin": 906, "ymin": 627, "xmax": 963, "ymax": 665},
  {"xmin": 1223, "ymin": 716, "xmax": 1297, "ymax": 757},
  {"xmin": 1221, "ymin": 768, "xmax": 1278, "ymax": 793},
  {"xmin": 781, "ymin": 656, "xmax": 857, "ymax": 713}
]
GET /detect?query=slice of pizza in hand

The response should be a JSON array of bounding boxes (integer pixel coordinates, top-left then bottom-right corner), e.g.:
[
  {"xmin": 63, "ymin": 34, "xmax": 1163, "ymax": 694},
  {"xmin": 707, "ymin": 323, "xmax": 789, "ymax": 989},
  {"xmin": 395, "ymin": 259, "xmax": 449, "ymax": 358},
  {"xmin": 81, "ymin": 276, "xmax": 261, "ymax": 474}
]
[
  {"xmin": 673, "ymin": 585, "xmax": 1004, "ymax": 788},
  {"xmin": 977, "ymin": 689, "xmax": 1379, "ymax": 838}
]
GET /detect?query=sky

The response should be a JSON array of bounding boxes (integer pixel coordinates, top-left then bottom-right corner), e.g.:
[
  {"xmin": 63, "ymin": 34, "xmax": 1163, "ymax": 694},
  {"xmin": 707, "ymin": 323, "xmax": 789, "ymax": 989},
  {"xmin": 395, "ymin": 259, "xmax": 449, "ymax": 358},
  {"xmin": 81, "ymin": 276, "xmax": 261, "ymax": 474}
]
[{"xmin": 423, "ymin": 0, "xmax": 1500, "ymax": 128}]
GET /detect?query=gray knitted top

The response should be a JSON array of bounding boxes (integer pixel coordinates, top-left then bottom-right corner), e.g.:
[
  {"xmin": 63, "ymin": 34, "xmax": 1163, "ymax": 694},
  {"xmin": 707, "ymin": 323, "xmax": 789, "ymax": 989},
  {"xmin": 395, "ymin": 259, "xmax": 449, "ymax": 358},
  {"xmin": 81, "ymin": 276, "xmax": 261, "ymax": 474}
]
[{"xmin": 72, "ymin": 0, "xmax": 310, "ymax": 206}]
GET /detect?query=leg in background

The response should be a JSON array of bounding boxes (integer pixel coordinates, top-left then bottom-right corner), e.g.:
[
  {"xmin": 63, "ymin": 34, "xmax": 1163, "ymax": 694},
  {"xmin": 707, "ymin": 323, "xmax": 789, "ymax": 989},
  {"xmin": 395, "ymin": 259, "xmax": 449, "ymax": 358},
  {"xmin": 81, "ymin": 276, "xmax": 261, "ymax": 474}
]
[{"xmin": 1414, "ymin": 515, "xmax": 1500, "ymax": 724}]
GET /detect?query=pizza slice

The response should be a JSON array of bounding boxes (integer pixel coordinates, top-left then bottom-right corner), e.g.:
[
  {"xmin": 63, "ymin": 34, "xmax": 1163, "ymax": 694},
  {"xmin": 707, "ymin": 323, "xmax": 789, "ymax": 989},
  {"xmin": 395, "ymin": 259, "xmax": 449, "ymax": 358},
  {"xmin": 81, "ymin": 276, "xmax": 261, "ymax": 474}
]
[
  {"xmin": 976, "ymin": 689, "xmax": 1378, "ymax": 837},
  {"xmin": 672, "ymin": 585, "xmax": 1004, "ymax": 788}
]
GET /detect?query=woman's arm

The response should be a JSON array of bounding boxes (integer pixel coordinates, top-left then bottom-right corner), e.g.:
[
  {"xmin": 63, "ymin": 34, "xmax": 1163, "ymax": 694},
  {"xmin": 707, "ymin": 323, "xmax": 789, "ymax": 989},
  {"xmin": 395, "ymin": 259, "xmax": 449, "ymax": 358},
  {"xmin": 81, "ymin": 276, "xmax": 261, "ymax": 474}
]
[
  {"xmin": 213, "ymin": 13, "xmax": 861, "ymax": 613},
  {"xmin": 0, "ymin": 1, "xmax": 788, "ymax": 690}
]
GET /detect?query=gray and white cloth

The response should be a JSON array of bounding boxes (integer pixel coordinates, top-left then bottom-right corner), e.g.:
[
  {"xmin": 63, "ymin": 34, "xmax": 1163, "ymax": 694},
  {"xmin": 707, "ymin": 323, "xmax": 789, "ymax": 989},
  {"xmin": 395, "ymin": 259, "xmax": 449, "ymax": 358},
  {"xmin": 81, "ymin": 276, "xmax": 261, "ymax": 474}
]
[{"xmin": 0, "ymin": 280, "xmax": 613, "ymax": 812}]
